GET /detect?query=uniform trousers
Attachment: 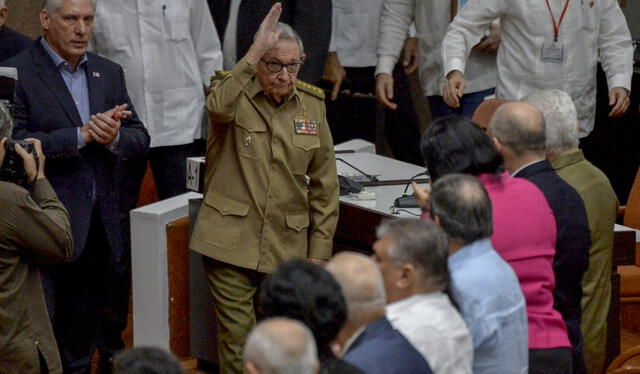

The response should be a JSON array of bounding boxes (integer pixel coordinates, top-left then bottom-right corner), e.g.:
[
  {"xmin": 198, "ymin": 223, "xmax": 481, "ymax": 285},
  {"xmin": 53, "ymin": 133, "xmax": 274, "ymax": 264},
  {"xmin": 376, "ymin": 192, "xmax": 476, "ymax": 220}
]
[{"xmin": 202, "ymin": 257, "xmax": 266, "ymax": 374}]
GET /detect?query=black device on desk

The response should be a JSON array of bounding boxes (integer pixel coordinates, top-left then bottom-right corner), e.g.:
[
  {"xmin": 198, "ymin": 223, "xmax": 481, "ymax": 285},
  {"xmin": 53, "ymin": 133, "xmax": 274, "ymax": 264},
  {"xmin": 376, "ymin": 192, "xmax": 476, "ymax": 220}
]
[
  {"xmin": 393, "ymin": 172, "xmax": 428, "ymax": 208},
  {"xmin": 336, "ymin": 157, "xmax": 379, "ymax": 196}
]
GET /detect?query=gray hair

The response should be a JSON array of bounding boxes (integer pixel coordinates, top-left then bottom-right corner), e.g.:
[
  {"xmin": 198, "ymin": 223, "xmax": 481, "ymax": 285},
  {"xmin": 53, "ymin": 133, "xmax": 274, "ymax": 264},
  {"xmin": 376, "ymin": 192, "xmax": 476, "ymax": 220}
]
[
  {"xmin": 376, "ymin": 218, "xmax": 450, "ymax": 289},
  {"xmin": 243, "ymin": 318, "xmax": 318, "ymax": 374},
  {"xmin": 488, "ymin": 102, "xmax": 546, "ymax": 157},
  {"xmin": 255, "ymin": 22, "xmax": 305, "ymax": 54},
  {"xmin": 42, "ymin": 0, "xmax": 96, "ymax": 13},
  {"xmin": 429, "ymin": 174, "xmax": 493, "ymax": 244},
  {"xmin": 326, "ymin": 252, "xmax": 386, "ymax": 320},
  {"xmin": 523, "ymin": 89, "xmax": 580, "ymax": 154},
  {"xmin": 0, "ymin": 0, "xmax": 6, "ymax": 8}
]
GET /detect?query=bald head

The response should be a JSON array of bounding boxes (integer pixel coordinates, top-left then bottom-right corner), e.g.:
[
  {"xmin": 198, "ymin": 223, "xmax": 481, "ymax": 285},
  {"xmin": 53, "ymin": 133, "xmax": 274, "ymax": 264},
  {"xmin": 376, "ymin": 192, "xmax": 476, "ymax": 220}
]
[
  {"xmin": 243, "ymin": 318, "xmax": 318, "ymax": 374},
  {"xmin": 489, "ymin": 102, "xmax": 546, "ymax": 157},
  {"xmin": 326, "ymin": 252, "xmax": 386, "ymax": 323}
]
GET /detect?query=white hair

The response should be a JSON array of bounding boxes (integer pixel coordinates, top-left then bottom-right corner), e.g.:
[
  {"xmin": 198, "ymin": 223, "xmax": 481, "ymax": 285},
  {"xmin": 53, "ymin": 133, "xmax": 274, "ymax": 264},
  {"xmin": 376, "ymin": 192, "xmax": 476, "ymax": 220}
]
[
  {"xmin": 244, "ymin": 318, "xmax": 318, "ymax": 374},
  {"xmin": 523, "ymin": 89, "xmax": 580, "ymax": 154},
  {"xmin": 42, "ymin": 0, "xmax": 96, "ymax": 13}
]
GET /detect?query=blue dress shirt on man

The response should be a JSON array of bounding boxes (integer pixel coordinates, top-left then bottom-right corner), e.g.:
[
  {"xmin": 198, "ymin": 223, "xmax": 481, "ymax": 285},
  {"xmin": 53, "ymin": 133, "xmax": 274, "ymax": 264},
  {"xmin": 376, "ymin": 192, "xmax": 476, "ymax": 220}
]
[
  {"xmin": 343, "ymin": 316, "xmax": 433, "ymax": 374},
  {"xmin": 448, "ymin": 238, "xmax": 529, "ymax": 374}
]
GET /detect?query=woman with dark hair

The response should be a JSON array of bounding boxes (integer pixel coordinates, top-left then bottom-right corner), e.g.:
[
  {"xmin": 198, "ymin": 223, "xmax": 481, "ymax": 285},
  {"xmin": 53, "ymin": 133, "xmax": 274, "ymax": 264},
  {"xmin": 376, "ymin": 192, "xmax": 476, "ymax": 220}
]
[
  {"xmin": 417, "ymin": 116, "xmax": 572, "ymax": 374},
  {"xmin": 260, "ymin": 259, "xmax": 364, "ymax": 374}
]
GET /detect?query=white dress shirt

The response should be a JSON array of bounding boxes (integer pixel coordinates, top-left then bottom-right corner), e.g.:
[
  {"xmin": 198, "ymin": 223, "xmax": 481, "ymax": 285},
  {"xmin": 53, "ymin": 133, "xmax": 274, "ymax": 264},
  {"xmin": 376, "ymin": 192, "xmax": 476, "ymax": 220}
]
[
  {"xmin": 442, "ymin": 0, "xmax": 633, "ymax": 137},
  {"xmin": 329, "ymin": 0, "xmax": 384, "ymax": 67},
  {"xmin": 376, "ymin": 0, "xmax": 497, "ymax": 96},
  {"xmin": 386, "ymin": 292, "xmax": 474, "ymax": 374},
  {"xmin": 91, "ymin": 0, "xmax": 223, "ymax": 148}
]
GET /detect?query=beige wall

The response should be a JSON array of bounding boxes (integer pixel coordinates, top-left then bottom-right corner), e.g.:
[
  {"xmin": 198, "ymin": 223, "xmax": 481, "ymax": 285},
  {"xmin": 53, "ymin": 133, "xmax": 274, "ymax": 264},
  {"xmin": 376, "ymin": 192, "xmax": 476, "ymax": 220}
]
[{"xmin": 5, "ymin": 0, "xmax": 42, "ymax": 39}]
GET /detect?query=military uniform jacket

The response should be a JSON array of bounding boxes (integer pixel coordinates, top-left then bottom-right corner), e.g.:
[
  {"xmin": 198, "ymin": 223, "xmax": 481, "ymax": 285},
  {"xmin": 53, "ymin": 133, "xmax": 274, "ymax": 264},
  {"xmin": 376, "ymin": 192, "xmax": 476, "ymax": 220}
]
[
  {"xmin": 190, "ymin": 59, "xmax": 339, "ymax": 273},
  {"xmin": 0, "ymin": 179, "xmax": 74, "ymax": 374}
]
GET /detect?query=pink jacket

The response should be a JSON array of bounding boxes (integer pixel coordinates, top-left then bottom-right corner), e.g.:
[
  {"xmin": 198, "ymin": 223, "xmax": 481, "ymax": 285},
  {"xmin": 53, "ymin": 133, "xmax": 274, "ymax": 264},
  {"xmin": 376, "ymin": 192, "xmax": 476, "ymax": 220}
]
[{"xmin": 478, "ymin": 173, "xmax": 571, "ymax": 350}]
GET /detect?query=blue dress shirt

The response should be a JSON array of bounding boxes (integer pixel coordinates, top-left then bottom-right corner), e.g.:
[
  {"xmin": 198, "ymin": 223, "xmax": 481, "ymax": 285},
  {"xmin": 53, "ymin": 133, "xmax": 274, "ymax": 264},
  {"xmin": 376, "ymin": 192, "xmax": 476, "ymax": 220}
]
[{"xmin": 448, "ymin": 238, "xmax": 529, "ymax": 374}]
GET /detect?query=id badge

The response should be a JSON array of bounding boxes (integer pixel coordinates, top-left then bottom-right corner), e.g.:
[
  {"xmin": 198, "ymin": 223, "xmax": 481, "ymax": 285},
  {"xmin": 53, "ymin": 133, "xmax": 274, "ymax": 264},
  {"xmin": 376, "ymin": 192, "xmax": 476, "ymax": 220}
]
[{"xmin": 542, "ymin": 41, "xmax": 564, "ymax": 63}]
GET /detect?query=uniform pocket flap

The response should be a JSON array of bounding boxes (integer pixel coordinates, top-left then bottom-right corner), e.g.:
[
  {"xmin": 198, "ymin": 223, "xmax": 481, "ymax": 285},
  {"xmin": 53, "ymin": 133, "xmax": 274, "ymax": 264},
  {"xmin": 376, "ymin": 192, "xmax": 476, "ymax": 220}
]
[
  {"xmin": 285, "ymin": 211, "xmax": 310, "ymax": 232},
  {"xmin": 235, "ymin": 102, "xmax": 267, "ymax": 133},
  {"xmin": 204, "ymin": 191, "xmax": 250, "ymax": 217}
]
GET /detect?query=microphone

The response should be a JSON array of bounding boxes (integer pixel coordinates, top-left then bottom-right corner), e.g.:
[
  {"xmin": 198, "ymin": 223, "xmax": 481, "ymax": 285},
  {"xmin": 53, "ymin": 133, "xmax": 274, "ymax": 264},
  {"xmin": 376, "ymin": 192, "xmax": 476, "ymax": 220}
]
[
  {"xmin": 393, "ymin": 171, "xmax": 428, "ymax": 208},
  {"xmin": 336, "ymin": 158, "xmax": 380, "ymax": 184}
]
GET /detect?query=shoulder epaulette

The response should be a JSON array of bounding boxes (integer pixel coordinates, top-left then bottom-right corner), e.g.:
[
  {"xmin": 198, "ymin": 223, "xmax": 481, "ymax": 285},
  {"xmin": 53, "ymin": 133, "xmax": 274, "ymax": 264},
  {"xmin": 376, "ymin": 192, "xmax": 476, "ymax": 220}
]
[
  {"xmin": 211, "ymin": 70, "xmax": 230, "ymax": 83},
  {"xmin": 296, "ymin": 80, "xmax": 325, "ymax": 100}
]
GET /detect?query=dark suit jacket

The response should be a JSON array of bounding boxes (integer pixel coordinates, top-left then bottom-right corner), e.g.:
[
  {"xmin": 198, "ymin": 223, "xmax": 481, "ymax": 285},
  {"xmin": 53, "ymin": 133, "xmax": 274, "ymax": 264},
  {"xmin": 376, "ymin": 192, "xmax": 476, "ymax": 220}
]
[
  {"xmin": 208, "ymin": 0, "xmax": 331, "ymax": 85},
  {"xmin": 515, "ymin": 160, "xmax": 591, "ymax": 374},
  {"xmin": 343, "ymin": 317, "xmax": 433, "ymax": 374},
  {"xmin": 2, "ymin": 38, "xmax": 150, "ymax": 262},
  {"xmin": 0, "ymin": 25, "xmax": 32, "ymax": 63},
  {"xmin": 0, "ymin": 179, "xmax": 73, "ymax": 374}
]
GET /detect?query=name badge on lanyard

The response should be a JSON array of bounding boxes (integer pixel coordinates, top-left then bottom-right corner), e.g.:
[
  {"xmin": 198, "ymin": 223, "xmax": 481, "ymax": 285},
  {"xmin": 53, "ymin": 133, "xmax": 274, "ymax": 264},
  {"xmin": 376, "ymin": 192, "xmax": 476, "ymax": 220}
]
[
  {"xmin": 542, "ymin": 0, "xmax": 570, "ymax": 63},
  {"xmin": 542, "ymin": 41, "xmax": 565, "ymax": 63}
]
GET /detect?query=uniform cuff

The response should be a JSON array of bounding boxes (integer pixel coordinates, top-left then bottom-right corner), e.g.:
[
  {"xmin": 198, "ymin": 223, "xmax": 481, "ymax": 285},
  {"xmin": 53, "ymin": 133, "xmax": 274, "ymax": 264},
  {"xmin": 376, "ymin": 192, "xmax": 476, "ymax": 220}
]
[
  {"xmin": 376, "ymin": 55, "xmax": 397, "ymax": 76},
  {"xmin": 309, "ymin": 237, "xmax": 334, "ymax": 260}
]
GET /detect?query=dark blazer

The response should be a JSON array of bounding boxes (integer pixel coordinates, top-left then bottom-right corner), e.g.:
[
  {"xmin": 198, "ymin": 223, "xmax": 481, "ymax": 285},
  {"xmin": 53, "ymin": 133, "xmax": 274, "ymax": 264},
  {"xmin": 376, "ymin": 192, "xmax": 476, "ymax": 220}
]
[
  {"xmin": 343, "ymin": 317, "xmax": 433, "ymax": 374},
  {"xmin": 208, "ymin": 0, "xmax": 331, "ymax": 85},
  {"xmin": 515, "ymin": 160, "xmax": 591, "ymax": 374},
  {"xmin": 2, "ymin": 38, "xmax": 150, "ymax": 262},
  {"xmin": 0, "ymin": 179, "xmax": 74, "ymax": 374},
  {"xmin": 0, "ymin": 25, "xmax": 32, "ymax": 63}
]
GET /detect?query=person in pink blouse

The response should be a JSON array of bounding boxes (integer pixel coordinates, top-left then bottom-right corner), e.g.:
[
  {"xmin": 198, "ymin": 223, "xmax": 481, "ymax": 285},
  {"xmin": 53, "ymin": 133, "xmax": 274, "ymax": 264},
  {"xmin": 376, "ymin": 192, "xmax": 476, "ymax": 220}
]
[{"xmin": 415, "ymin": 116, "xmax": 573, "ymax": 373}]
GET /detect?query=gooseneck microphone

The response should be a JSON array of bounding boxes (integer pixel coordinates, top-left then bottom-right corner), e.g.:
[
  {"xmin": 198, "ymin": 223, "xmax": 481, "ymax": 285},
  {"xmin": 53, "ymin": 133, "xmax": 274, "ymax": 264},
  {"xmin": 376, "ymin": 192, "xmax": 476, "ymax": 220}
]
[{"xmin": 336, "ymin": 158, "xmax": 380, "ymax": 184}]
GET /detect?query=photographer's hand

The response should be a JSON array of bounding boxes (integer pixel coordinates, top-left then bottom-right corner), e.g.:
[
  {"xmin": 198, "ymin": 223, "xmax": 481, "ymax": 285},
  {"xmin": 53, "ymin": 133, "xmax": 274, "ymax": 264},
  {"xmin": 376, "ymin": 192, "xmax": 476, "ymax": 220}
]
[
  {"xmin": 0, "ymin": 137, "xmax": 7, "ymax": 166},
  {"xmin": 16, "ymin": 138, "xmax": 45, "ymax": 181}
]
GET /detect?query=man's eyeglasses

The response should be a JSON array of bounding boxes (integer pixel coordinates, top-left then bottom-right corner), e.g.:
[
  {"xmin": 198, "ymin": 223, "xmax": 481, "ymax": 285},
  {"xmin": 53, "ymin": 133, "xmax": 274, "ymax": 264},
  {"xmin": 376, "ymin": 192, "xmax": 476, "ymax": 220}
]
[{"xmin": 260, "ymin": 59, "xmax": 303, "ymax": 74}]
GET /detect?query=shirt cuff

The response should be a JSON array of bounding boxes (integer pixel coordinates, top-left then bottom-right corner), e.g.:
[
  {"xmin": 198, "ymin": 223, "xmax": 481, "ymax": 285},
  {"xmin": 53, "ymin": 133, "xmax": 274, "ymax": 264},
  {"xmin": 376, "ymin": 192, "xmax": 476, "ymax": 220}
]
[
  {"xmin": 375, "ymin": 55, "xmax": 397, "ymax": 76},
  {"xmin": 444, "ymin": 58, "xmax": 466, "ymax": 79},
  {"xmin": 77, "ymin": 127, "xmax": 86, "ymax": 149},
  {"xmin": 607, "ymin": 73, "xmax": 632, "ymax": 94},
  {"xmin": 107, "ymin": 131, "xmax": 120, "ymax": 154}
]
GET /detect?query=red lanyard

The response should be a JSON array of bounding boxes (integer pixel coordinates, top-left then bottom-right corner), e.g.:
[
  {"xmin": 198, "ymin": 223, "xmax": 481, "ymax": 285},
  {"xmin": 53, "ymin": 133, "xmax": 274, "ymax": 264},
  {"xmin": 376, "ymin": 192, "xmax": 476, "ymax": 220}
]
[{"xmin": 544, "ymin": 0, "xmax": 571, "ymax": 42}]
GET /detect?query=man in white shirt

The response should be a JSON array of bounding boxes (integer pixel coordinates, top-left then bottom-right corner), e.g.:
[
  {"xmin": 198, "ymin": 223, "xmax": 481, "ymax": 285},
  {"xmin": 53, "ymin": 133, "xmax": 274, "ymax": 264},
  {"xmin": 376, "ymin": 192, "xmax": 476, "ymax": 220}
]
[
  {"xmin": 92, "ymin": 0, "xmax": 223, "ymax": 200},
  {"xmin": 372, "ymin": 218, "xmax": 473, "ymax": 374},
  {"xmin": 376, "ymin": 0, "xmax": 498, "ymax": 119},
  {"xmin": 90, "ymin": 2, "xmax": 221, "ymax": 369},
  {"xmin": 441, "ymin": 0, "xmax": 633, "ymax": 137},
  {"xmin": 323, "ymin": 0, "xmax": 422, "ymax": 165}
]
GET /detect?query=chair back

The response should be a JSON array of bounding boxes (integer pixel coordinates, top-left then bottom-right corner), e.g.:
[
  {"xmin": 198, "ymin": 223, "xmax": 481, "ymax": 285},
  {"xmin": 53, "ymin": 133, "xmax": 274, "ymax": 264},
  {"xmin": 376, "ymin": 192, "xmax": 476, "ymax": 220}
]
[
  {"xmin": 624, "ymin": 168, "xmax": 640, "ymax": 231},
  {"xmin": 471, "ymin": 98, "xmax": 509, "ymax": 130}
]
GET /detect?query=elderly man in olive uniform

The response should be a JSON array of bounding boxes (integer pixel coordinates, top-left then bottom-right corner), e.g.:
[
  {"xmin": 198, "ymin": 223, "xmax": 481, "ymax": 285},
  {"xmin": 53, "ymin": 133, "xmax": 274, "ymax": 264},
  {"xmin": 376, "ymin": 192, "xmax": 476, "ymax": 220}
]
[{"xmin": 190, "ymin": 3, "xmax": 339, "ymax": 373}]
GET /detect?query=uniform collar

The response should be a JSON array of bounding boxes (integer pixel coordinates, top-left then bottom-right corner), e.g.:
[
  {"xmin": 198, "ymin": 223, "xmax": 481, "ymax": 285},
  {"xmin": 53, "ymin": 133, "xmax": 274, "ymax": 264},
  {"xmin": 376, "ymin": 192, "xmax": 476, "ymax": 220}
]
[{"xmin": 550, "ymin": 148, "xmax": 584, "ymax": 170}]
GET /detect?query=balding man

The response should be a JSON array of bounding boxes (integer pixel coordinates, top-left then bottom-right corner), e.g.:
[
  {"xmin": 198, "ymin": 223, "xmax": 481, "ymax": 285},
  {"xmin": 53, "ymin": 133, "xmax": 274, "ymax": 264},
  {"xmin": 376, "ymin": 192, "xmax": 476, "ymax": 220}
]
[
  {"xmin": 373, "ymin": 218, "xmax": 473, "ymax": 374},
  {"xmin": 524, "ymin": 89, "xmax": 619, "ymax": 374},
  {"xmin": 428, "ymin": 173, "xmax": 528, "ymax": 374},
  {"xmin": 326, "ymin": 252, "xmax": 432, "ymax": 374},
  {"xmin": 243, "ymin": 318, "xmax": 319, "ymax": 374},
  {"xmin": 488, "ymin": 102, "xmax": 591, "ymax": 373}
]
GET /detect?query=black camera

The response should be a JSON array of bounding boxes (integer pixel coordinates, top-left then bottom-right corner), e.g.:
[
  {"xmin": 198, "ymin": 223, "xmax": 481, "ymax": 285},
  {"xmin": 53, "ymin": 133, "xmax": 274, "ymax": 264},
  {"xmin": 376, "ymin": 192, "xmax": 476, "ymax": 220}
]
[
  {"xmin": 0, "ymin": 67, "xmax": 38, "ymax": 184},
  {"xmin": 0, "ymin": 139, "xmax": 37, "ymax": 183}
]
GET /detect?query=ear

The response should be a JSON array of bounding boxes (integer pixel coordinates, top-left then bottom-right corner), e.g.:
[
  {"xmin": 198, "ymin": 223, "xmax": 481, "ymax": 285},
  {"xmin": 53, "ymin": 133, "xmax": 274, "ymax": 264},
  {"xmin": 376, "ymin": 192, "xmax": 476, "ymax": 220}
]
[
  {"xmin": 491, "ymin": 136, "xmax": 503, "ymax": 153},
  {"xmin": 0, "ymin": 7, "xmax": 9, "ymax": 22},
  {"xmin": 40, "ymin": 9, "xmax": 50, "ymax": 31},
  {"xmin": 300, "ymin": 53, "xmax": 307, "ymax": 62},
  {"xmin": 396, "ymin": 263, "xmax": 414, "ymax": 290},
  {"xmin": 245, "ymin": 362, "xmax": 260, "ymax": 374}
]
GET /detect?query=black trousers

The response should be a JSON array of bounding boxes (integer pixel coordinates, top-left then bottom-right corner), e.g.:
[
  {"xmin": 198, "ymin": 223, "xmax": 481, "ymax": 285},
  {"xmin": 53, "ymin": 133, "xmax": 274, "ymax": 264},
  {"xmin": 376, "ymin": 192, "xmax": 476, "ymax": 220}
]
[
  {"xmin": 529, "ymin": 347, "xmax": 573, "ymax": 374},
  {"xmin": 327, "ymin": 65, "xmax": 423, "ymax": 166},
  {"xmin": 42, "ymin": 208, "xmax": 111, "ymax": 374},
  {"xmin": 148, "ymin": 142, "xmax": 201, "ymax": 201}
]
